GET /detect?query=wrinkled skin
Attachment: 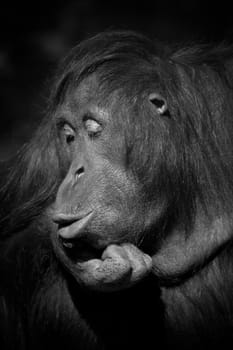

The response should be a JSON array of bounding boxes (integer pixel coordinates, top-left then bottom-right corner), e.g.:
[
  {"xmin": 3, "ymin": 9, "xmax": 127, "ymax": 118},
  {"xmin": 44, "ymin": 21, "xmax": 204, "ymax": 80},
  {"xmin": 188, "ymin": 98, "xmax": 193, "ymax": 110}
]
[
  {"xmin": 51, "ymin": 72, "xmax": 233, "ymax": 294},
  {"xmin": 3, "ymin": 31, "xmax": 233, "ymax": 350},
  {"xmin": 52, "ymin": 75, "xmax": 165, "ymax": 291}
]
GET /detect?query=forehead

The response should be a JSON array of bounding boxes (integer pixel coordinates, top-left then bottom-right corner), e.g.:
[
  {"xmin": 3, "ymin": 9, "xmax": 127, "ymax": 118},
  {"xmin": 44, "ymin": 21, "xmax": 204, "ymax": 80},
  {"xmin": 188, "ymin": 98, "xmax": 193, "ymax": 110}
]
[
  {"xmin": 74, "ymin": 74, "xmax": 101, "ymax": 105},
  {"xmin": 55, "ymin": 71, "xmax": 148, "ymax": 134},
  {"xmin": 65, "ymin": 74, "xmax": 116, "ymax": 112},
  {"xmin": 56, "ymin": 74, "xmax": 126, "ymax": 124}
]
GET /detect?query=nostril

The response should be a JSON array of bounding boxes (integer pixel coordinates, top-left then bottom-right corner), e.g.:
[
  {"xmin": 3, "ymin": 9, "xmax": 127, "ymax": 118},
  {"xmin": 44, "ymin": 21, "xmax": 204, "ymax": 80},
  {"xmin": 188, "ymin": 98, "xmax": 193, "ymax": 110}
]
[{"xmin": 75, "ymin": 166, "xmax": 85, "ymax": 180}]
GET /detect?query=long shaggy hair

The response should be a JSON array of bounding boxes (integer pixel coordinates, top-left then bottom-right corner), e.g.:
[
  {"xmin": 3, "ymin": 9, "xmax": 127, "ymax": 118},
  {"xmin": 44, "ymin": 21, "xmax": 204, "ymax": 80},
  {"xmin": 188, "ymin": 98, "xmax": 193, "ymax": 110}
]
[{"xmin": 1, "ymin": 31, "xmax": 233, "ymax": 350}]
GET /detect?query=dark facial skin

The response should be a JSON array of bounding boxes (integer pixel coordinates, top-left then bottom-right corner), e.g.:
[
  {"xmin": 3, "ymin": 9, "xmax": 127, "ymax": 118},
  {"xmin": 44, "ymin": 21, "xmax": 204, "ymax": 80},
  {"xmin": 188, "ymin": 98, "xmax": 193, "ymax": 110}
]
[{"xmin": 51, "ymin": 75, "xmax": 159, "ymax": 291}]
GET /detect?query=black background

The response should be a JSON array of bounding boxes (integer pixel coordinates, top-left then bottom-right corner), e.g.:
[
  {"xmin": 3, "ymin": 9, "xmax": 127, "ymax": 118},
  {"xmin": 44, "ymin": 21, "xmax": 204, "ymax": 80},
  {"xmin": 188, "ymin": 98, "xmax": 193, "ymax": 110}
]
[{"xmin": 0, "ymin": 0, "xmax": 233, "ymax": 160}]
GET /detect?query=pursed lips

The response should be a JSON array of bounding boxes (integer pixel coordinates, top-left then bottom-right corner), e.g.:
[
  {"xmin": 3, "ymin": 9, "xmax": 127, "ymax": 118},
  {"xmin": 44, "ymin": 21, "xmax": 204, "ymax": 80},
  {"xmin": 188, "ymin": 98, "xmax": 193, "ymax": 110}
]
[{"xmin": 53, "ymin": 211, "xmax": 94, "ymax": 240}]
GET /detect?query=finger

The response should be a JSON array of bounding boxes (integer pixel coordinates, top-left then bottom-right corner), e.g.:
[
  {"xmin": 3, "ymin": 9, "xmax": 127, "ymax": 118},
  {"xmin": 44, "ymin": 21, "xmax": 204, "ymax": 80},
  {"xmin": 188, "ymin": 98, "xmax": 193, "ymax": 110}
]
[
  {"xmin": 120, "ymin": 243, "xmax": 152, "ymax": 283},
  {"xmin": 76, "ymin": 245, "xmax": 132, "ymax": 291},
  {"xmin": 121, "ymin": 243, "xmax": 152, "ymax": 270},
  {"xmin": 75, "ymin": 244, "xmax": 152, "ymax": 292}
]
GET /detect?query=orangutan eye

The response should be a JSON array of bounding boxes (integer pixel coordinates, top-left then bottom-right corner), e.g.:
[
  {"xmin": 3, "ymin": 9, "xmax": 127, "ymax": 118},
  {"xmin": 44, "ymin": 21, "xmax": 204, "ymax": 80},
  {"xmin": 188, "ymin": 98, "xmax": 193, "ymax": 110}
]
[
  {"xmin": 62, "ymin": 124, "xmax": 75, "ymax": 144},
  {"xmin": 84, "ymin": 118, "xmax": 102, "ymax": 137}
]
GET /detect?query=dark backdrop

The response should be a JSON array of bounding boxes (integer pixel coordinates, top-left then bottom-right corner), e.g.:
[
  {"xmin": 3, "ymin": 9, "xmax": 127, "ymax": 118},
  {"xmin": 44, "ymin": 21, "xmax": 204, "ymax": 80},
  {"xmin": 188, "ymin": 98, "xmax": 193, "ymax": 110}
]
[{"xmin": 1, "ymin": 0, "xmax": 233, "ymax": 160}]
